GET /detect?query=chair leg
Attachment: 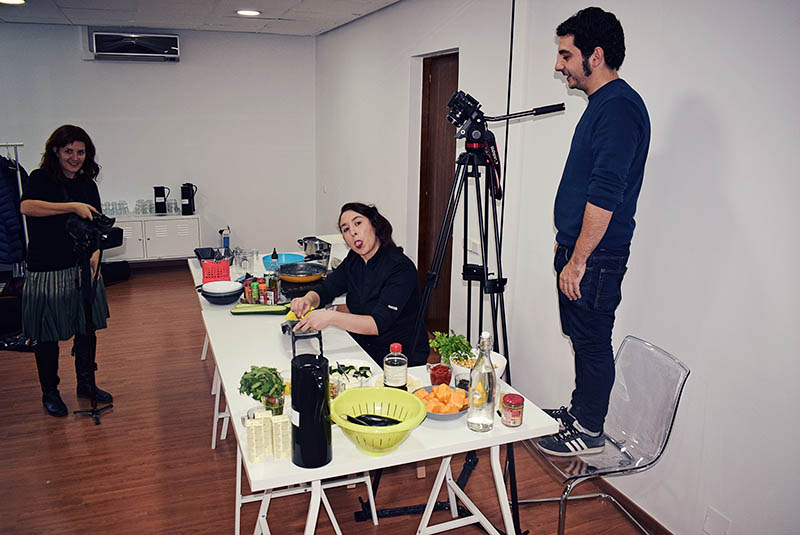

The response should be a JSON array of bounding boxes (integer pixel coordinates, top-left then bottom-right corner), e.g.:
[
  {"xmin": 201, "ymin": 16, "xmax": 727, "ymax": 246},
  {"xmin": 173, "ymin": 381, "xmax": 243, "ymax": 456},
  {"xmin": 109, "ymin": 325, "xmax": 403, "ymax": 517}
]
[
  {"xmin": 519, "ymin": 484, "xmax": 650, "ymax": 535},
  {"xmin": 557, "ymin": 479, "xmax": 581, "ymax": 535}
]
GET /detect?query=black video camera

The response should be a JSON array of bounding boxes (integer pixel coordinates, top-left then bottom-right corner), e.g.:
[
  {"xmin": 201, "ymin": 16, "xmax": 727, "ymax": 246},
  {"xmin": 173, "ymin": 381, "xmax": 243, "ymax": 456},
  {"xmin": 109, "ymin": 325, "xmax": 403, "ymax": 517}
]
[
  {"xmin": 66, "ymin": 212, "xmax": 123, "ymax": 255},
  {"xmin": 446, "ymin": 91, "xmax": 486, "ymax": 141}
]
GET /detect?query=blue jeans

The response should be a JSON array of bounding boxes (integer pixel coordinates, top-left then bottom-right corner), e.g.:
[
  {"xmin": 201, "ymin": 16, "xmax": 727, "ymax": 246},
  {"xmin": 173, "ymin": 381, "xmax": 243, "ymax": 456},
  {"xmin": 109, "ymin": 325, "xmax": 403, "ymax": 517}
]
[{"xmin": 555, "ymin": 245, "xmax": 628, "ymax": 434}]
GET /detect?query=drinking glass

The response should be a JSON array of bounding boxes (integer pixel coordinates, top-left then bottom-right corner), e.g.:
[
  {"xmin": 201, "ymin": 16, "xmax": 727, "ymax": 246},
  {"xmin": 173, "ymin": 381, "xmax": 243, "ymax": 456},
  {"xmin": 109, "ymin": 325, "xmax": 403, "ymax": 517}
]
[
  {"xmin": 250, "ymin": 249, "xmax": 260, "ymax": 272},
  {"xmin": 240, "ymin": 252, "xmax": 250, "ymax": 275},
  {"xmin": 167, "ymin": 199, "xmax": 179, "ymax": 214},
  {"xmin": 119, "ymin": 200, "xmax": 129, "ymax": 215}
]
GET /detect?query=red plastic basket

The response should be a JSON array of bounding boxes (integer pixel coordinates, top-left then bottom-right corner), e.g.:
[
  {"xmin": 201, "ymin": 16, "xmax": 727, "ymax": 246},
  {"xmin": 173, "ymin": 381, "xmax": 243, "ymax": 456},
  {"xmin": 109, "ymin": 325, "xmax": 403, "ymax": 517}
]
[{"xmin": 202, "ymin": 260, "xmax": 230, "ymax": 283}]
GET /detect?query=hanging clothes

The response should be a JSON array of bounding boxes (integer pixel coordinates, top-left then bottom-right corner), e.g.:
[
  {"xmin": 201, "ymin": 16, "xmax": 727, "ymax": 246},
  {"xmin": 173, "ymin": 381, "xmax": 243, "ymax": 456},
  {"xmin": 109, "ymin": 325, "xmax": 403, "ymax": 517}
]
[{"xmin": 0, "ymin": 155, "xmax": 28, "ymax": 263}]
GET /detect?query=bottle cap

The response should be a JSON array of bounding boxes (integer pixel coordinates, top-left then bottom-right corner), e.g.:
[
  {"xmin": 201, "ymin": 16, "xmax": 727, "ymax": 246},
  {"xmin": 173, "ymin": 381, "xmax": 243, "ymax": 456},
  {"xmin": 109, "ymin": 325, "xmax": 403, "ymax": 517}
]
[
  {"xmin": 478, "ymin": 331, "xmax": 493, "ymax": 351},
  {"xmin": 389, "ymin": 343, "xmax": 402, "ymax": 353}
]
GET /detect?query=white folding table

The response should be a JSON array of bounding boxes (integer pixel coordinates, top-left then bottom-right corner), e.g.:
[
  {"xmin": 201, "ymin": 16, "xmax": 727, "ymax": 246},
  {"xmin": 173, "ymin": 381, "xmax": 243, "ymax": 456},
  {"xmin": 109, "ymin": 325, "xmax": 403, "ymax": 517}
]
[{"xmin": 189, "ymin": 259, "xmax": 559, "ymax": 534}]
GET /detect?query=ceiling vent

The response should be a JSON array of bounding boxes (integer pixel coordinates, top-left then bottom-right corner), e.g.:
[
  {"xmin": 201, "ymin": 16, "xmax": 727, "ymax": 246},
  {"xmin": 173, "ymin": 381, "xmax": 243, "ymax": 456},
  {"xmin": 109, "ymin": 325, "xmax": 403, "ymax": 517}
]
[{"xmin": 92, "ymin": 32, "xmax": 179, "ymax": 62}]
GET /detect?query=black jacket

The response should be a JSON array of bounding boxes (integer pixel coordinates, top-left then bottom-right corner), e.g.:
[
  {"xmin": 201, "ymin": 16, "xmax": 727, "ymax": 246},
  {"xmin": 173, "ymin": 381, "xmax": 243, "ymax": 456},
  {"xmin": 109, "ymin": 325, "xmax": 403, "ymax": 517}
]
[{"xmin": 0, "ymin": 156, "xmax": 28, "ymax": 264}]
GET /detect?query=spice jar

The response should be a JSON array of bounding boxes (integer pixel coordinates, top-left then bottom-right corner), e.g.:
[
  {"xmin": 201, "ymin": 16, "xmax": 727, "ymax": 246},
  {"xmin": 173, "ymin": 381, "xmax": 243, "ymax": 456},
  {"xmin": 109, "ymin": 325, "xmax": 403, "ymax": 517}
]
[{"xmin": 501, "ymin": 393, "xmax": 524, "ymax": 427}]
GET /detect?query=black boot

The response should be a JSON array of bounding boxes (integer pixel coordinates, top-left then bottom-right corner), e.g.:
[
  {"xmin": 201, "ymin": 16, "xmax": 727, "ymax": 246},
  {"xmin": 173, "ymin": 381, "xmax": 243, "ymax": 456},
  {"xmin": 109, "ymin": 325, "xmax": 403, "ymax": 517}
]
[
  {"xmin": 76, "ymin": 381, "xmax": 113, "ymax": 403},
  {"xmin": 42, "ymin": 390, "xmax": 68, "ymax": 417},
  {"xmin": 74, "ymin": 333, "xmax": 113, "ymax": 404},
  {"xmin": 34, "ymin": 341, "xmax": 61, "ymax": 392}
]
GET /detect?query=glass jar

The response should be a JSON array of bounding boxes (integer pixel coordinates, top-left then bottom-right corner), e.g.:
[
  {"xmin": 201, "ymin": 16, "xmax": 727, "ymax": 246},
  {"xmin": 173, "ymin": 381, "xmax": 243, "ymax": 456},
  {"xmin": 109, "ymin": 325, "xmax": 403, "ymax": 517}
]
[
  {"xmin": 427, "ymin": 362, "xmax": 452, "ymax": 386},
  {"xmin": 501, "ymin": 393, "xmax": 524, "ymax": 427}
]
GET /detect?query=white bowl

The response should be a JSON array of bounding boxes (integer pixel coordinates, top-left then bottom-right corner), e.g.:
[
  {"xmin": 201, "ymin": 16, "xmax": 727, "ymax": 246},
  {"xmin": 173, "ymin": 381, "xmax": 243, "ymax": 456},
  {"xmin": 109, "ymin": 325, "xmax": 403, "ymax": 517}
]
[
  {"xmin": 202, "ymin": 280, "xmax": 243, "ymax": 294},
  {"xmin": 451, "ymin": 350, "xmax": 507, "ymax": 383}
]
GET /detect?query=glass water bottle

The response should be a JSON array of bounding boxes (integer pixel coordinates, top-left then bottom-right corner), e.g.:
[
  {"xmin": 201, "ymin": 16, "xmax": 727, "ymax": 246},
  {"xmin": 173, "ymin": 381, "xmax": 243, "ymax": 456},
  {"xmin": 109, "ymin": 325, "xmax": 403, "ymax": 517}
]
[{"xmin": 467, "ymin": 332, "xmax": 497, "ymax": 432}]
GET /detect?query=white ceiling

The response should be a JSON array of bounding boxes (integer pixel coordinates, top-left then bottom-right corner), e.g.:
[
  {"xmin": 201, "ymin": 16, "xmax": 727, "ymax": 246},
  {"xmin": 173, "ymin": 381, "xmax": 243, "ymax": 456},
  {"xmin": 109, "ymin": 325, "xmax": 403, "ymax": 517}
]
[{"xmin": 0, "ymin": 0, "xmax": 402, "ymax": 36}]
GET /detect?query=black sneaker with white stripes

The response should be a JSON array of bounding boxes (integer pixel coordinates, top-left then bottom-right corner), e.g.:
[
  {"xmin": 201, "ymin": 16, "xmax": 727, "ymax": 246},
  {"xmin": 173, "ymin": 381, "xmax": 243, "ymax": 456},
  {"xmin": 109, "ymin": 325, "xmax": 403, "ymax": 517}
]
[
  {"xmin": 536, "ymin": 424, "xmax": 605, "ymax": 457},
  {"xmin": 542, "ymin": 405, "xmax": 575, "ymax": 430}
]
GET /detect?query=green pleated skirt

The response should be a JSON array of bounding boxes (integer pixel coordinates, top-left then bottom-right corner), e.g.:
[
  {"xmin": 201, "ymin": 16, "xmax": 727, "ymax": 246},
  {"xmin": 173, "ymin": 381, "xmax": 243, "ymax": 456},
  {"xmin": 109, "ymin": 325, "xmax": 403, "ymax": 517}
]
[{"xmin": 22, "ymin": 266, "xmax": 110, "ymax": 343}]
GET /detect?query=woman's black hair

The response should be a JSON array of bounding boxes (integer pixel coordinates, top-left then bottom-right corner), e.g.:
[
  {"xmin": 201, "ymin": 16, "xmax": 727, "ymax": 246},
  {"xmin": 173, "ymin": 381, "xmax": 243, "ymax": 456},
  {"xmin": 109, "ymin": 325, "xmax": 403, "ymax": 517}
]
[
  {"xmin": 40, "ymin": 124, "xmax": 100, "ymax": 182},
  {"xmin": 556, "ymin": 7, "xmax": 625, "ymax": 71},
  {"xmin": 339, "ymin": 202, "xmax": 399, "ymax": 251}
]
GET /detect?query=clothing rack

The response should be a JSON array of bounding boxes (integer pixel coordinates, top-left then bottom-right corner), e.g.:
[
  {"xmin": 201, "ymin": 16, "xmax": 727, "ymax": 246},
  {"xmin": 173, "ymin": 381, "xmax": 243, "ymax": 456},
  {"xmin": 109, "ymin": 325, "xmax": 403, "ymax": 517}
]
[{"xmin": 1, "ymin": 142, "xmax": 26, "ymax": 277}]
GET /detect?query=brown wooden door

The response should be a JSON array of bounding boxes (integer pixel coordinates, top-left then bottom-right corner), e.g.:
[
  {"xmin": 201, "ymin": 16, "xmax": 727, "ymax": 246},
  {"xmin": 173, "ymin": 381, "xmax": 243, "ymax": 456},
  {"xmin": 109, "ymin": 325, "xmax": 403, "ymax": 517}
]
[{"xmin": 418, "ymin": 52, "xmax": 458, "ymax": 334}]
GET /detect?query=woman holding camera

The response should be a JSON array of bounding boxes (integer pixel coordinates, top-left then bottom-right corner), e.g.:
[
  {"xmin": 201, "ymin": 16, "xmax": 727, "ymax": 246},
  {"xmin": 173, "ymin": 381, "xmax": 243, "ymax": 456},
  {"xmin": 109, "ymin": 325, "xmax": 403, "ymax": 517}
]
[
  {"xmin": 290, "ymin": 202, "xmax": 429, "ymax": 367},
  {"xmin": 20, "ymin": 125, "xmax": 112, "ymax": 417}
]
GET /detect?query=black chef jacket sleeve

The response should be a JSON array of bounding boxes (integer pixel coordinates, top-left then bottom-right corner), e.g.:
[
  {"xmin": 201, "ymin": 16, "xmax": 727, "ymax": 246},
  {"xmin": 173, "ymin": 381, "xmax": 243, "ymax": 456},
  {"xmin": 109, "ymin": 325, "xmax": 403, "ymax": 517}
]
[
  {"xmin": 313, "ymin": 260, "xmax": 348, "ymax": 307},
  {"xmin": 368, "ymin": 261, "xmax": 417, "ymax": 336}
]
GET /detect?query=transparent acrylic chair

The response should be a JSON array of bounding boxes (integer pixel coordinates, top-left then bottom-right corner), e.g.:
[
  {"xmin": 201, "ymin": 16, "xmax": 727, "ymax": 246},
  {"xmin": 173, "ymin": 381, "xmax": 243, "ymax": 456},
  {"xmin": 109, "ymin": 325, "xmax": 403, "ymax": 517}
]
[{"xmin": 521, "ymin": 335, "xmax": 690, "ymax": 534}]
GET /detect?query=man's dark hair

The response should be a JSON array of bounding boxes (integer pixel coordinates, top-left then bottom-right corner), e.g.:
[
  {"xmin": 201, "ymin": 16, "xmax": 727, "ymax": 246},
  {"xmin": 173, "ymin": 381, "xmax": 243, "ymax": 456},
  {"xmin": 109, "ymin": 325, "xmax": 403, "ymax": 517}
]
[
  {"xmin": 556, "ymin": 7, "xmax": 625, "ymax": 71},
  {"xmin": 339, "ymin": 202, "xmax": 399, "ymax": 251},
  {"xmin": 40, "ymin": 124, "xmax": 100, "ymax": 182}
]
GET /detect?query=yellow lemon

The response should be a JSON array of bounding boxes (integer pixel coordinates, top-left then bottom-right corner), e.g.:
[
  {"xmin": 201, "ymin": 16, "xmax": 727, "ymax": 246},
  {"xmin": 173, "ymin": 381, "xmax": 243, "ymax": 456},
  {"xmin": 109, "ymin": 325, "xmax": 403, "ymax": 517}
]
[
  {"xmin": 285, "ymin": 307, "xmax": 314, "ymax": 321},
  {"xmin": 471, "ymin": 382, "xmax": 487, "ymax": 407}
]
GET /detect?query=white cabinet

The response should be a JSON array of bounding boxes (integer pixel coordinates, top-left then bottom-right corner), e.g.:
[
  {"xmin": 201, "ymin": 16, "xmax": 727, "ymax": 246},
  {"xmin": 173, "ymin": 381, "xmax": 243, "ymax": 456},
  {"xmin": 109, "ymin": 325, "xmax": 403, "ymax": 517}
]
[{"xmin": 104, "ymin": 215, "xmax": 201, "ymax": 261}]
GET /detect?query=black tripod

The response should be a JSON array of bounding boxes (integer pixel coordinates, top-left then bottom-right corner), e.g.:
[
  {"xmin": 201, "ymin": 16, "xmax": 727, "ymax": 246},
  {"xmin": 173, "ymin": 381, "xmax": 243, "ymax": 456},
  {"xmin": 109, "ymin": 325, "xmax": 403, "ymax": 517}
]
[{"xmin": 354, "ymin": 92, "xmax": 563, "ymax": 533}]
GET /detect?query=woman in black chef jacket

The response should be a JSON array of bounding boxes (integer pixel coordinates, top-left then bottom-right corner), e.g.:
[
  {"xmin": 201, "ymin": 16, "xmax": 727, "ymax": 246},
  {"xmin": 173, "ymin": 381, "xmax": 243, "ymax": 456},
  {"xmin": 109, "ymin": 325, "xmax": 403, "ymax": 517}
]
[
  {"xmin": 20, "ymin": 125, "xmax": 112, "ymax": 417},
  {"xmin": 290, "ymin": 202, "xmax": 429, "ymax": 367}
]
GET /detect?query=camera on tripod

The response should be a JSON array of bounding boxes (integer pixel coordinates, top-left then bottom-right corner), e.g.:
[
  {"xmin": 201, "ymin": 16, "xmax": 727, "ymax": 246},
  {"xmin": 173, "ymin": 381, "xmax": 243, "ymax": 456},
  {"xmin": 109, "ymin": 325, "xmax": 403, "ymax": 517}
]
[
  {"xmin": 447, "ymin": 91, "xmax": 486, "ymax": 141},
  {"xmin": 66, "ymin": 212, "xmax": 123, "ymax": 255}
]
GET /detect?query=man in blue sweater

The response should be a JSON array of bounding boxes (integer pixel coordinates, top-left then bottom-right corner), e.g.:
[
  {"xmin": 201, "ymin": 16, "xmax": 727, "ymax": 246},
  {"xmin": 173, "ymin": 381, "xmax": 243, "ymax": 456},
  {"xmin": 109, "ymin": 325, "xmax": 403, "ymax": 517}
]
[{"xmin": 537, "ymin": 7, "xmax": 651, "ymax": 456}]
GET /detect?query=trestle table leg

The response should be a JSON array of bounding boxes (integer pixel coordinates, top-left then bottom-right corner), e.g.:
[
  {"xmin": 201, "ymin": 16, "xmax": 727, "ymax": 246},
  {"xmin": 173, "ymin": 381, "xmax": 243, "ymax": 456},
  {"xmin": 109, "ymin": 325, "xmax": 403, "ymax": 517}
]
[
  {"xmin": 304, "ymin": 480, "xmax": 322, "ymax": 535},
  {"xmin": 254, "ymin": 491, "xmax": 271, "ymax": 535},
  {"xmin": 417, "ymin": 455, "xmax": 502, "ymax": 535},
  {"xmin": 212, "ymin": 378, "xmax": 223, "ymax": 449},
  {"xmin": 212, "ymin": 366, "xmax": 220, "ymax": 395},
  {"xmin": 236, "ymin": 447, "xmax": 243, "ymax": 535},
  {"xmin": 320, "ymin": 488, "xmax": 342, "ymax": 535},
  {"xmin": 490, "ymin": 445, "xmax": 516, "ymax": 535}
]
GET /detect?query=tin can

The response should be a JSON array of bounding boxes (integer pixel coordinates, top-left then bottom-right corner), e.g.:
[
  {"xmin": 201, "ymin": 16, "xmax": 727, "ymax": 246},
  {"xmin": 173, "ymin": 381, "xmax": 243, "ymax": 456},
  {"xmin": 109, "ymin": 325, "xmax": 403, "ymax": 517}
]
[{"xmin": 501, "ymin": 393, "xmax": 524, "ymax": 427}]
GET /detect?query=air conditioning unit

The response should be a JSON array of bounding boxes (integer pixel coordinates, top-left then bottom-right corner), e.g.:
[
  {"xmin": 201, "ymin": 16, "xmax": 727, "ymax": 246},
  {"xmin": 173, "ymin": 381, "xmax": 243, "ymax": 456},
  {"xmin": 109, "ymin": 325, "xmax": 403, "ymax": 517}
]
[{"xmin": 92, "ymin": 32, "xmax": 179, "ymax": 62}]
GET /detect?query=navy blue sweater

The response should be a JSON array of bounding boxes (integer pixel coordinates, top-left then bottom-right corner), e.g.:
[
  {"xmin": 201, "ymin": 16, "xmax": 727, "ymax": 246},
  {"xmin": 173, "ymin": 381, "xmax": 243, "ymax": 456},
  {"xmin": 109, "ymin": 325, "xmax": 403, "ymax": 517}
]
[{"xmin": 554, "ymin": 78, "xmax": 650, "ymax": 254}]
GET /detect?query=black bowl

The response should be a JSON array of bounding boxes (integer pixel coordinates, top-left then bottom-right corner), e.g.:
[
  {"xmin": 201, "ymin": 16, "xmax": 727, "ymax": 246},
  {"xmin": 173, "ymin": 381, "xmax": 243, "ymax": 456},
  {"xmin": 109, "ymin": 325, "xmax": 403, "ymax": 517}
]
[{"xmin": 201, "ymin": 287, "xmax": 243, "ymax": 305}]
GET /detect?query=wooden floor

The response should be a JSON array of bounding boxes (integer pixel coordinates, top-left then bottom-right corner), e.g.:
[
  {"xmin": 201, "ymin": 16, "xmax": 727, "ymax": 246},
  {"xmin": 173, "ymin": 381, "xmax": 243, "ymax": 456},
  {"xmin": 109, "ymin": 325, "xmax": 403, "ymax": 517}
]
[{"xmin": 0, "ymin": 264, "xmax": 642, "ymax": 535}]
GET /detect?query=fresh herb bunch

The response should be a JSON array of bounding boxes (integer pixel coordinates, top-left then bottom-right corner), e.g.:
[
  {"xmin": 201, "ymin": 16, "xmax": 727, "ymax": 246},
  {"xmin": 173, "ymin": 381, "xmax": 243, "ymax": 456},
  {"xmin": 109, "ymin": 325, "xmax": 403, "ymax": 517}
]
[
  {"xmin": 239, "ymin": 365, "xmax": 285, "ymax": 404},
  {"xmin": 429, "ymin": 330, "xmax": 473, "ymax": 366}
]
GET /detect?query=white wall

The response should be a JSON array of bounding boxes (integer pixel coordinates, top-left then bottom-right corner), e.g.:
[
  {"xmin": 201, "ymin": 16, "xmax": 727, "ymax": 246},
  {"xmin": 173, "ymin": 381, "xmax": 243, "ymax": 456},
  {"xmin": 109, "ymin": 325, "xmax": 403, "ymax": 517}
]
[
  {"xmin": 317, "ymin": 0, "xmax": 800, "ymax": 533},
  {"xmin": 0, "ymin": 23, "xmax": 316, "ymax": 253},
  {"xmin": 315, "ymin": 0, "xmax": 513, "ymax": 334}
]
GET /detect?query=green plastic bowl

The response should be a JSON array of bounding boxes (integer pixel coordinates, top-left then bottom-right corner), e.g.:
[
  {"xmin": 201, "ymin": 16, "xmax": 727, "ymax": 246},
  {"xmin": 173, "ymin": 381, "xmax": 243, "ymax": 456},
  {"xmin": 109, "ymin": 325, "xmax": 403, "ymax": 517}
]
[{"xmin": 330, "ymin": 386, "xmax": 426, "ymax": 456}]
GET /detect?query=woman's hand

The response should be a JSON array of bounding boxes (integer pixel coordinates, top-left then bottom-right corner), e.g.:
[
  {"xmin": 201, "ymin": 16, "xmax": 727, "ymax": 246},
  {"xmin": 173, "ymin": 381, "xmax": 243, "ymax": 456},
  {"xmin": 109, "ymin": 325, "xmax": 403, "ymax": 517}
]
[
  {"xmin": 290, "ymin": 296, "xmax": 314, "ymax": 319},
  {"xmin": 293, "ymin": 310, "xmax": 336, "ymax": 333},
  {"xmin": 71, "ymin": 202, "xmax": 98, "ymax": 220}
]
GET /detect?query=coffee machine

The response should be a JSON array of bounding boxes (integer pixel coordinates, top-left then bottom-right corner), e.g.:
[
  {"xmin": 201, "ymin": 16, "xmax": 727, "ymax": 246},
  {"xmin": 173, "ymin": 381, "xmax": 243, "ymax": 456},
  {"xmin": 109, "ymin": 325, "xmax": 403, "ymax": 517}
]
[
  {"xmin": 180, "ymin": 183, "xmax": 198, "ymax": 215},
  {"xmin": 153, "ymin": 185, "xmax": 170, "ymax": 214}
]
